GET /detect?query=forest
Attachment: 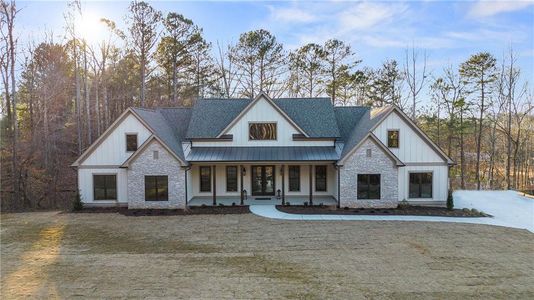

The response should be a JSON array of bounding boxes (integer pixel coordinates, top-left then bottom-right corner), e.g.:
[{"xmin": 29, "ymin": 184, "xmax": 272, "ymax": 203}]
[{"xmin": 1, "ymin": 0, "xmax": 533, "ymax": 210}]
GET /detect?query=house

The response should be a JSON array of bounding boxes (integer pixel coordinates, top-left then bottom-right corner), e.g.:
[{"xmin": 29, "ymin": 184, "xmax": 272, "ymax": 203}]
[{"xmin": 71, "ymin": 93, "xmax": 454, "ymax": 209}]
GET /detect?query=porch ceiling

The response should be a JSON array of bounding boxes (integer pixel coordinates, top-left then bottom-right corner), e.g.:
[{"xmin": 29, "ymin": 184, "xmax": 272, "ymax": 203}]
[{"xmin": 185, "ymin": 146, "xmax": 341, "ymax": 162}]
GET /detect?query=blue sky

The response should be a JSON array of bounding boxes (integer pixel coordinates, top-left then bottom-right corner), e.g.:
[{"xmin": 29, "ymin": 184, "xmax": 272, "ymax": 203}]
[{"xmin": 16, "ymin": 1, "xmax": 534, "ymax": 85}]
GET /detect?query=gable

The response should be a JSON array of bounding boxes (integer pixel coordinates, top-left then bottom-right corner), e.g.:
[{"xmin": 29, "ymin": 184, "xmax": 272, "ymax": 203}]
[
  {"xmin": 121, "ymin": 136, "xmax": 184, "ymax": 168},
  {"xmin": 73, "ymin": 111, "xmax": 152, "ymax": 166},
  {"xmin": 372, "ymin": 109, "xmax": 449, "ymax": 164},
  {"xmin": 222, "ymin": 96, "xmax": 311, "ymax": 146}
]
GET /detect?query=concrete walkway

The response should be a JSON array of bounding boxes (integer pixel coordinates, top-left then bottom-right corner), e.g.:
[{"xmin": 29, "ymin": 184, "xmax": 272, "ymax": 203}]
[{"xmin": 250, "ymin": 191, "xmax": 533, "ymax": 232}]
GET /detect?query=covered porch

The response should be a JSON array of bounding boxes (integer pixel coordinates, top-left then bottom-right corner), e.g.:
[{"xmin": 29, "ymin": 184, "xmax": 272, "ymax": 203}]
[{"xmin": 188, "ymin": 195, "xmax": 337, "ymax": 206}]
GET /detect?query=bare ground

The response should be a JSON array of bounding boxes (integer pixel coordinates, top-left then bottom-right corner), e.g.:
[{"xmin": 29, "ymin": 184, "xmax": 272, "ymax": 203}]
[{"xmin": 1, "ymin": 212, "xmax": 533, "ymax": 299}]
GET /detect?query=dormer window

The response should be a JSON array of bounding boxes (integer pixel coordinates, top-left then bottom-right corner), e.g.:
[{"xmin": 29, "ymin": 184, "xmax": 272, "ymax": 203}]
[
  {"xmin": 249, "ymin": 123, "xmax": 277, "ymax": 140},
  {"xmin": 387, "ymin": 130, "xmax": 399, "ymax": 148},
  {"xmin": 126, "ymin": 134, "xmax": 138, "ymax": 152}
]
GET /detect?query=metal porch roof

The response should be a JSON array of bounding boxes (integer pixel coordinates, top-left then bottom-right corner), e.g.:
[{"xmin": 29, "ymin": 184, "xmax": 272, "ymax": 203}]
[{"xmin": 186, "ymin": 146, "xmax": 341, "ymax": 162}]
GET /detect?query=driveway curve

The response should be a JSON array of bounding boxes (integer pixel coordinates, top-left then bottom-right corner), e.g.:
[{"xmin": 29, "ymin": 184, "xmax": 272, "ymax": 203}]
[{"xmin": 250, "ymin": 191, "xmax": 533, "ymax": 233}]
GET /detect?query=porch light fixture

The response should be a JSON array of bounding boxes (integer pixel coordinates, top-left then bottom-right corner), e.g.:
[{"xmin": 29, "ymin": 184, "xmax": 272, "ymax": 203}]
[{"xmin": 242, "ymin": 167, "xmax": 246, "ymax": 176}]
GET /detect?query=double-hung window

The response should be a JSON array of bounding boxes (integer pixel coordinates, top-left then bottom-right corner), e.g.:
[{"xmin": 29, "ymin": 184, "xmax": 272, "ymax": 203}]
[
  {"xmin": 315, "ymin": 166, "xmax": 327, "ymax": 192},
  {"xmin": 226, "ymin": 166, "xmax": 238, "ymax": 192},
  {"xmin": 200, "ymin": 166, "xmax": 211, "ymax": 192},
  {"xmin": 357, "ymin": 174, "xmax": 381, "ymax": 199},
  {"xmin": 288, "ymin": 166, "xmax": 300, "ymax": 192}
]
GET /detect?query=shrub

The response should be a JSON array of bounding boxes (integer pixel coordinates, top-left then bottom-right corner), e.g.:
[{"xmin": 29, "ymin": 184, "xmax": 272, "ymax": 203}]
[
  {"xmin": 286, "ymin": 202, "xmax": 291, "ymax": 206},
  {"xmin": 398, "ymin": 199, "xmax": 410, "ymax": 209},
  {"xmin": 72, "ymin": 191, "xmax": 84, "ymax": 211},
  {"xmin": 232, "ymin": 202, "xmax": 236, "ymax": 206},
  {"xmin": 304, "ymin": 201, "xmax": 308, "ymax": 207},
  {"xmin": 447, "ymin": 190, "xmax": 454, "ymax": 210}
]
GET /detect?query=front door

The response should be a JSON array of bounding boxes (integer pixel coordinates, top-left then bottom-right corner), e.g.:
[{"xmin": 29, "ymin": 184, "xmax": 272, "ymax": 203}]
[{"xmin": 251, "ymin": 166, "xmax": 275, "ymax": 196}]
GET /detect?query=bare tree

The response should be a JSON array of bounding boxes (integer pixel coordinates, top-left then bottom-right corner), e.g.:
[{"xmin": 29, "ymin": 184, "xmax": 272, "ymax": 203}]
[
  {"xmin": 1, "ymin": 0, "xmax": 20, "ymax": 204},
  {"xmin": 404, "ymin": 46, "xmax": 428, "ymax": 120},
  {"xmin": 214, "ymin": 41, "xmax": 239, "ymax": 98}
]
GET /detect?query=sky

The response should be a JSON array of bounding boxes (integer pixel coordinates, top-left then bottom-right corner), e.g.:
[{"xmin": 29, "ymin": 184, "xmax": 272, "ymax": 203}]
[{"xmin": 14, "ymin": 0, "xmax": 534, "ymax": 91}]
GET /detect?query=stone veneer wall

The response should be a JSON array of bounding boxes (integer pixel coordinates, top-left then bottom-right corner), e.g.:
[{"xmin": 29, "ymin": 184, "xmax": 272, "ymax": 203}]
[
  {"xmin": 340, "ymin": 138, "xmax": 398, "ymax": 208},
  {"xmin": 128, "ymin": 140, "xmax": 186, "ymax": 209}
]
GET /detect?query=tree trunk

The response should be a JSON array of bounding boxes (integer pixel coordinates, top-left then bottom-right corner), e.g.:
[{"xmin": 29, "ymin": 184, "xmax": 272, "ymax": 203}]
[
  {"xmin": 475, "ymin": 75, "xmax": 485, "ymax": 190},
  {"xmin": 460, "ymin": 106, "xmax": 466, "ymax": 189},
  {"xmin": 84, "ymin": 42, "xmax": 92, "ymax": 144}
]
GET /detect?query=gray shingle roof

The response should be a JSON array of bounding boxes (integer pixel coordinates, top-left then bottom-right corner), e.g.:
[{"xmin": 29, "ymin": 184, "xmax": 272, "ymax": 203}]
[
  {"xmin": 185, "ymin": 99, "xmax": 251, "ymax": 139},
  {"xmin": 186, "ymin": 146, "xmax": 341, "ymax": 162},
  {"xmin": 132, "ymin": 98, "xmax": 381, "ymax": 164},
  {"xmin": 338, "ymin": 106, "xmax": 391, "ymax": 160},
  {"xmin": 273, "ymin": 98, "xmax": 340, "ymax": 137},
  {"xmin": 132, "ymin": 107, "xmax": 192, "ymax": 163},
  {"xmin": 186, "ymin": 97, "xmax": 342, "ymax": 139}
]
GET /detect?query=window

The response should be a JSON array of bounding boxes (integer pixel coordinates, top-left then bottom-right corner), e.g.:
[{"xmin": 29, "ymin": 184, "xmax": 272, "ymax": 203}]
[
  {"xmin": 126, "ymin": 134, "xmax": 138, "ymax": 151},
  {"xmin": 145, "ymin": 176, "xmax": 168, "ymax": 201},
  {"xmin": 357, "ymin": 174, "xmax": 381, "ymax": 199},
  {"xmin": 153, "ymin": 151, "xmax": 159, "ymax": 159},
  {"xmin": 387, "ymin": 130, "xmax": 399, "ymax": 148},
  {"xmin": 315, "ymin": 166, "xmax": 327, "ymax": 192},
  {"xmin": 200, "ymin": 166, "xmax": 211, "ymax": 192},
  {"xmin": 409, "ymin": 172, "xmax": 433, "ymax": 198},
  {"xmin": 288, "ymin": 166, "xmax": 300, "ymax": 191},
  {"xmin": 366, "ymin": 149, "xmax": 372, "ymax": 158},
  {"xmin": 93, "ymin": 175, "xmax": 117, "ymax": 200},
  {"xmin": 249, "ymin": 123, "xmax": 277, "ymax": 140},
  {"xmin": 226, "ymin": 166, "xmax": 238, "ymax": 192}
]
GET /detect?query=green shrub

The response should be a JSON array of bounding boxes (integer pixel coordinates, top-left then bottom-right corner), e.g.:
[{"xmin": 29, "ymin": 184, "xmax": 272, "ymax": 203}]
[
  {"xmin": 447, "ymin": 190, "xmax": 454, "ymax": 210},
  {"xmin": 73, "ymin": 191, "xmax": 84, "ymax": 211}
]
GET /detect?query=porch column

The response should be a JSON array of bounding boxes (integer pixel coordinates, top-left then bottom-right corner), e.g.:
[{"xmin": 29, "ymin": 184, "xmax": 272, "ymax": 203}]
[
  {"xmin": 309, "ymin": 165, "xmax": 313, "ymax": 205},
  {"xmin": 281, "ymin": 165, "xmax": 285, "ymax": 205},
  {"xmin": 240, "ymin": 165, "xmax": 244, "ymax": 205},
  {"xmin": 337, "ymin": 165, "xmax": 341, "ymax": 208},
  {"xmin": 212, "ymin": 165, "xmax": 216, "ymax": 206}
]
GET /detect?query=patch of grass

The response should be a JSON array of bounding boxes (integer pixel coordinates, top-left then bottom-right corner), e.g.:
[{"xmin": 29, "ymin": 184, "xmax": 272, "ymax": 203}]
[
  {"xmin": 61, "ymin": 223, "xmax": 218, "ymax": 254},
  {"xmin": 216, "ymin": 255, "xmax": 312, "ymax": 282}
]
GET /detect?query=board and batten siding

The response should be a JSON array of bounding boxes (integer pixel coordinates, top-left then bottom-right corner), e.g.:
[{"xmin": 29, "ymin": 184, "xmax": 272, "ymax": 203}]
[
  {"xmin": 372, "ymin": 110, "xmax": 444, "ymax": 163},
  {"xmin": 192, "ymin": 97, "xmax": 334, "ymax": 147},
  {"xmin": 398, "ymin": 165, "xmax": 449, "ymax": 202},
  {"xmin": 78, "ymin": 112, "xmax": 152, "ymax": 204},
  {"xmin": 81, "ymin": 113, "xmax": 152, "ymax": 166},
  {"xmin": 372, "ymin": 110, "xmax": 449, "ymax": 202},
  {"xmin": 78, "ymin": 168, "xmax": 128, "ymax": 204}
]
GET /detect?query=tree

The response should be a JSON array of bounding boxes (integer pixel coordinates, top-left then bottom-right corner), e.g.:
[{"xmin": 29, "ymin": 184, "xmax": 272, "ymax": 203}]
[
  {"xmin": 288, "ymin": 43, "xmax": 325, "ymax": 97},
  {"xmin": 404, "ymin": 46, "xmax": 428, "ymax": 120},
  {"xmin": 460, "ymin": 52, "xmax": 497, "ymax": 190},
  {"xmin": 323, "ymin": 39, "xmax": 357, "ymax": 104},
  {"xmin": 126, "ymin": 0, "xmax": 161, "ymax": 107},
  {"xmin": 214, "ymin": 41, "xmax": 239, "ymax": 98},
  {"xmin": 159, "ymin": 12, "xmax": 199, "ymax": 104},
  {"xmin": 0, "ymin": 0, "xmax": 20, "ymax": 205},
  {"xmin": 368, "ymin": 59, "xmax": 405, "ymax": 108},
  {"xmin": 232, "ymin": 29, "xmax": 286, "ymax": 98}
]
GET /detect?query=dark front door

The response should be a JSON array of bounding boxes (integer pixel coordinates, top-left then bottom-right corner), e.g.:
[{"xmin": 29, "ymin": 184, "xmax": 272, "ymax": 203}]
[{"xmin": 251, "ymin": 166, "xmax": 275, "ymax": 196}]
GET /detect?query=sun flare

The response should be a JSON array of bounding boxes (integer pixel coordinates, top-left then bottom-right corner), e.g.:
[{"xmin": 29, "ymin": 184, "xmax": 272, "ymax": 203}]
[{"xmin": 76, "ymin": 12, "xmax": 105, "ymax": 44}]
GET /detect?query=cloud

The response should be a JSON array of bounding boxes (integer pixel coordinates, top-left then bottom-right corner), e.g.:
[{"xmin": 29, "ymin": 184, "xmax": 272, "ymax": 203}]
[
  {"xmin": 339, "ymin": 2, "xmax": 407, "ymax": 31},
  {"xmin": 268, "ymin": 6, "xmax": 316, "ymax": 24},
  {"xmin": 468, "ymin": 0, "xmax": 534, "ymax": 18}
]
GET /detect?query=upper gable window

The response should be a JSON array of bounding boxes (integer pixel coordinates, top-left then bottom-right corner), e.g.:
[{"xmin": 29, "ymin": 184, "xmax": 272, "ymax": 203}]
[
  {"xmin": 387, "ymin": 130, "xmax": 399, "ymax": 148},
  {"xmin": 126, "ymin": 134, "xmax": 138, "ymax": 152},
  {"xmin": 249, "ymin": 123, "xmax": 277, "ymax": 140}
]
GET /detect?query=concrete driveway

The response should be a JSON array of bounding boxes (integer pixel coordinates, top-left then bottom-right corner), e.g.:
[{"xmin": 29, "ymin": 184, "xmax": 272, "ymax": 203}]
[
  {"xmin": 454, "ymin": 190, "xmax": 533, "ymax": 232},
  {"xmin": 250, "ymin": 191, "xmax": 533, "ymax": 232}
]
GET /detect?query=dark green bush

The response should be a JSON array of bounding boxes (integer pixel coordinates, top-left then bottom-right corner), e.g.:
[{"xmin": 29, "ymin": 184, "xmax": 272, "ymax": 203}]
[
  {"xmin": 73, "ymin": 191, "xmax": 84, "ymax": 211},
  {"xmin": 447, "ymin": 190, "xmax": 454, "ymax": 210}
]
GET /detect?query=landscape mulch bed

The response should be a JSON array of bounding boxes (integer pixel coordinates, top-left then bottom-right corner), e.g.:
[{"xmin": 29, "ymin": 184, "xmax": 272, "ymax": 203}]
[
  {"xmin": 276, "ymin": 205, "xmax": 489, "ymax": 217},
  {"xmin": 71, "ymin": 205, "xmax": 250, "ymax": 216}
]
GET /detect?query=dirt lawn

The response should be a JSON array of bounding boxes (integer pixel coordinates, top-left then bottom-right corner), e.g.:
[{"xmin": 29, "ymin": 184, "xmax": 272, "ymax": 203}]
[{"xmin": 1, "ymin": 212, "xmax": 533, "ymax": 299}]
